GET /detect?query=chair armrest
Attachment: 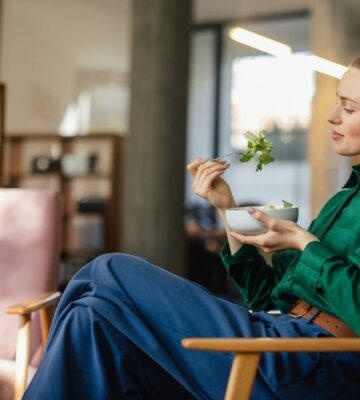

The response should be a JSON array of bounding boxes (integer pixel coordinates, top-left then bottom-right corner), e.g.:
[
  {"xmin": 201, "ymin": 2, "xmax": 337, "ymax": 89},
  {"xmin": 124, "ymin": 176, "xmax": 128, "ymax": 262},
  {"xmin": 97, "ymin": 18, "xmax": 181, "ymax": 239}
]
[
  {"xmin": 6, "ymin": 291, "xmax": 61, "ymax": 400},
  {"xmin": 183, "ymin": 337, "xmax": 360, "ymax": 400},
  {"xmin": 6, "ymin": 291, "xmax": 61, "ymax": 315},
  {"xmin": 182, "ymin": 337, "xmax": 360, "ymax": 353},
  {"xmin": 183, "ymin": 338, "xmax": 360, "ymax": 400}
]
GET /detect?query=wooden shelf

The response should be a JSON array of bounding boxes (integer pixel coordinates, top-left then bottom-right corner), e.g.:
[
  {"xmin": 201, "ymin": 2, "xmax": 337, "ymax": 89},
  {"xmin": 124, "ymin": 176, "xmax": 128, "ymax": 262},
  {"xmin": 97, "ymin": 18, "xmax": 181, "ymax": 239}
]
[
  {"xmin": 8, "ymin": 172, "xmax": 60, "ymax": 179},
  {"xmin": 61, "ymin": 173, "xmax": 111, "ymax": 179},
  {"xmin": 3, "ymin": 133, "xmax": 126, "ymax": 283},
  {"xmin": 7, "ymin": 172, "xmax": 111, "ymax": 179}
]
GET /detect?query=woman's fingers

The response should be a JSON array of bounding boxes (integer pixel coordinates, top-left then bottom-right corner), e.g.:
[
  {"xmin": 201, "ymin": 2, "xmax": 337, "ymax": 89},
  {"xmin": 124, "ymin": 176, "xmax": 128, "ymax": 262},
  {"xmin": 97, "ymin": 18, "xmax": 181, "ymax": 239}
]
[
  {"xmin": 187, "ymin": 158, "xmax": 228, "ymax": 177},
  {"xmin": 229, "ymin": 231, "xmax": 273, "ymax": 253},
  {"xmin": 247, "ymin": 207, "xmax": 276, "ymax": 229},
  {"xmin": 229, "ymin": 211, "xmax": 303, "ymax": 252},
  {"xmin": 193, "ymin": 169, "xmax": 227, "ymax": 197},
  {"xmin": 187, "ymin": 157, "xmax": 206, "ymax": 177},
  {"xmin": 228, "ymin": 209, "xmax": 276, "ymax": 249},
  {"xmin": 229, "ymin": 231, "xmax": 261, "ymax": 245},
  {"xmin": 197, "ymin": 161, "xmax": 229, "ymax": 180},
  {"xmin": 192, "ymin": 162, "xmax": 229, "ymax": 192}
]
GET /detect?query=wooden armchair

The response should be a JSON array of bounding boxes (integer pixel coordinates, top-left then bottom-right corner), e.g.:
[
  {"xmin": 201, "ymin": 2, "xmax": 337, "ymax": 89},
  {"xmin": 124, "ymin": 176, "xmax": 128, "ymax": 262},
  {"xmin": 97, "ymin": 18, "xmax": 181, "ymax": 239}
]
[
  {"xmin": 0, "ymin": 189, "xmax": 62, "ymax": 400},
  {"xmin": 182, "ymin": 337, "xmax": 360, "ymax": 400},
  {"xmin": 6, "ymin": 292, "xmax": 61, "ymax": 400}
]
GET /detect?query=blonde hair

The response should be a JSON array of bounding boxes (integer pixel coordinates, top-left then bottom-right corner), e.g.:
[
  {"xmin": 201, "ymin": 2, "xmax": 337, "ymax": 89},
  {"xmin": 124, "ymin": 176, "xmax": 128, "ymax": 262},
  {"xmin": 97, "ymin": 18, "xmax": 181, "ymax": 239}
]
[{"xmin": 350, "ymin": 56, "xmax": 360, "ymax": 69}]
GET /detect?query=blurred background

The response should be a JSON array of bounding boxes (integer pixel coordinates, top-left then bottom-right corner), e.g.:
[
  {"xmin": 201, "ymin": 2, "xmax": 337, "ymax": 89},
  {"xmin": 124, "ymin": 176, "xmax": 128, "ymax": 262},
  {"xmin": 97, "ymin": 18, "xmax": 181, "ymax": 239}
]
[{"xmin": 0, "ymin": 0, "xmax": 359, "ymax": 299}]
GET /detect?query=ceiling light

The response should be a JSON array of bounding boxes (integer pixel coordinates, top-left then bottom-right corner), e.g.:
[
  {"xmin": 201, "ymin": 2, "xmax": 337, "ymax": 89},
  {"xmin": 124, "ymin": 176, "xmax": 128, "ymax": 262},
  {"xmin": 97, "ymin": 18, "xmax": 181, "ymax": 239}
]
[
  {"xmin": 228, "ymin": 27, "xmax": 292, "ymax": 57},
  {"xmin": 307, "ymin": 55, "xmax": 347, "ymax": 79},
  {"xmin": 229, "ymin": 27, "xmax": 347, "ymax": 79}
]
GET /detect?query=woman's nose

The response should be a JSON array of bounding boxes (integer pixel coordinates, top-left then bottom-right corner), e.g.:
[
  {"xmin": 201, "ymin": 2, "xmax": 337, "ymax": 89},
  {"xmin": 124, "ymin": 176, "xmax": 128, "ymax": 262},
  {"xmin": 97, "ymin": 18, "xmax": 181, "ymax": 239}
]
[{"xmin": 328, "ymin": 109, "xmax": 341, "ymax": 125}]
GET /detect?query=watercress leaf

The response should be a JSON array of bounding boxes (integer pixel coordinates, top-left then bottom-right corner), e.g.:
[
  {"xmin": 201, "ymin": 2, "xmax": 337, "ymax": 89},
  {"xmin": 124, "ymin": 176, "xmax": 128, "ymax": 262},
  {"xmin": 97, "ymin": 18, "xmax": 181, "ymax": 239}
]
[
  {"xmin": 282, "ymin": 200, "xmax": 293, "ymax": 208},
  {"xmin": 240, "ymin": 154, "xmax": 253, "ymax": 162},
  {"xmin": 244, "ymin": 131, "xmax": 258, "ymax": 142},
  {"xmin": 239, "ymin": 129, "xmax": 275, "ymax": 171},
  {"xmin": 259, "ymin": 129, "xmax": 267, "ymax": 138}
]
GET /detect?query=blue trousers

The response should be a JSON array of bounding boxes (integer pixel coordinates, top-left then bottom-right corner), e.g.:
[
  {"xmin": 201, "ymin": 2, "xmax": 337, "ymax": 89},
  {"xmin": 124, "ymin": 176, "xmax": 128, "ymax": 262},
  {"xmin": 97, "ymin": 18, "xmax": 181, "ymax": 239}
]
[{"xmin": 24, "ymin": 254, "xmax": 360, "ymax": 399}]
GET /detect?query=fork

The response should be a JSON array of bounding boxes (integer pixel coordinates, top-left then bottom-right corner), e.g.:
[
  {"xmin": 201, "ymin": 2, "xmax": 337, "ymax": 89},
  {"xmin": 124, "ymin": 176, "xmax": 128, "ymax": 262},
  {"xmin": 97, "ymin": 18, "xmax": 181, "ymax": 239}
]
[{"xmin": 209, "ymin": 152, "xmax": 244, "ymax": 162}]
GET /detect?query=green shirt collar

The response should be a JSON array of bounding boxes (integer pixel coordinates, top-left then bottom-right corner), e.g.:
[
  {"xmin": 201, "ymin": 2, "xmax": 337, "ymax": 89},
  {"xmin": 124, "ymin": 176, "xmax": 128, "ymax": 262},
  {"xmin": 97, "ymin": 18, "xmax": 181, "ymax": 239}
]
[{"xmin": 343, "ymin": 164, "xmax": 360, "ymax": 189}]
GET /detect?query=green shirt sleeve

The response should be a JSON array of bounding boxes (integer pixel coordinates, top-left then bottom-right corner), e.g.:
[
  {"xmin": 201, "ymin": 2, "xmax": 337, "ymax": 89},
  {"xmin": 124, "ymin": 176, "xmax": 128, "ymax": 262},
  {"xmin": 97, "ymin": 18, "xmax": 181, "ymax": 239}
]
[{"xmin": 220, "ymin": 243, "xmax": 297, "ymax": 310}]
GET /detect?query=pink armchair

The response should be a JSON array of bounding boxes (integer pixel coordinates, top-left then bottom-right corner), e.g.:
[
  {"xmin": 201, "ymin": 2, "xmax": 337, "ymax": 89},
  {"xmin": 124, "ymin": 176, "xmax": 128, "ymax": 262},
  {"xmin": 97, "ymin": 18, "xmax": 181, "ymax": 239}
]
[{"xmin": 0, "ymin": 189, "xmax": 62, "ymax": 400}]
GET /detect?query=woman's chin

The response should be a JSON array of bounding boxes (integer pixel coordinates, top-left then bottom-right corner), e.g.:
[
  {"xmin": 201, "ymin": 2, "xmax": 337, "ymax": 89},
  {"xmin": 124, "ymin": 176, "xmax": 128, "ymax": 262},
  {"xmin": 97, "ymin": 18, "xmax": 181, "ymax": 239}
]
[{"xmin": 332, "ymin": 144, "xmax": 358, "ymax": 157}]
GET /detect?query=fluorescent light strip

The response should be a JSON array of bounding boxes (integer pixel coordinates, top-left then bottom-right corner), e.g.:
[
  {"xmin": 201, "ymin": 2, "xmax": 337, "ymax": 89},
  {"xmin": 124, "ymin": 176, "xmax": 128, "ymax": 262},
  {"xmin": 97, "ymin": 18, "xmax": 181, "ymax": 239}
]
[
  {"xmin": 229, "ymin": 27, "xmax": 292, "ymax": 57},
  {"xmin": 308, "ymin": 55, "xmax": 347, "ymax": 79},
  {"xmin": 229, "ymin": 27, "xmax": 347, "ymax": 79}
]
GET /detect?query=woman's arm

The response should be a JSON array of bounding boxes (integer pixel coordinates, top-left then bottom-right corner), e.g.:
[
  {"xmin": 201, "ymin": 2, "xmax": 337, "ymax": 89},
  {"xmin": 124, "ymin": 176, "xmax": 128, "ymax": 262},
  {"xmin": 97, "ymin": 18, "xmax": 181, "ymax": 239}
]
[
  {"xmin": 187, "ymin": 159, "xmax": 296, "ymax": 310},
  {"xmin": 187, "ymin": 158, "xmax": 244, "ymax": 254},
  {"xmin": 221, "ymin": 242, "xmax": 298, "ymax": 310},
  {"xmin": 222, "ymin": 208, "xmax": 319, "ymax": 310},
  {"xmin": 239, "ymin": 205, "xmax": 360, "ymax": 335},
  {"xmin": 217, "ymin": 207, "xmax": 244, "ymax": 255},
  {"xmin": 290, "ymin": 242, "xmax": 360, "ymax": 336}
]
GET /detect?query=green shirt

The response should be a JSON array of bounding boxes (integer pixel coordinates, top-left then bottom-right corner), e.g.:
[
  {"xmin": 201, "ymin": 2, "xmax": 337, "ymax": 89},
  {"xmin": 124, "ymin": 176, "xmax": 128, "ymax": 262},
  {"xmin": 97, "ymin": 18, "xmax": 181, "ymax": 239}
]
[{"xmin": 220, "ymin": 164, "xmax": 360, "ymax": 335}]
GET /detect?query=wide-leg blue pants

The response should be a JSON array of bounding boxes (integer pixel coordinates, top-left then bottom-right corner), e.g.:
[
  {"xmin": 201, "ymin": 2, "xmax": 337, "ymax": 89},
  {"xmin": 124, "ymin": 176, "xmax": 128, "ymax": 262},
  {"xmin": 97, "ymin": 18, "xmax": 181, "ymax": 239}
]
[{"xmin": 24, "ymin": 253, "xmax": 360, "ymax": 399}]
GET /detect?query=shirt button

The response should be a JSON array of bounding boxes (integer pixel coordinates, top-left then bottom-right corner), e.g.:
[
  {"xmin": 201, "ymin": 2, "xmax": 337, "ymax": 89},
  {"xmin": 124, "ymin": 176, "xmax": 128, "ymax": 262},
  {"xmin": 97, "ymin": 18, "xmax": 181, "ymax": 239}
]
[{"xmin": 287, "ymin": 275, "xmax": 292, "ymax": 280}]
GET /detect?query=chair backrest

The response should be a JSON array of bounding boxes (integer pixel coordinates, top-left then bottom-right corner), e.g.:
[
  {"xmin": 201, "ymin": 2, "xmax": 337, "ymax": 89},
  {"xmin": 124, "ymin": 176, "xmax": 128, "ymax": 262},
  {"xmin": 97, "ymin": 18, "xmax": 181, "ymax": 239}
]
[{"xmin": 0, "ymin": 189, "xmax": 62, "ymax": 361}]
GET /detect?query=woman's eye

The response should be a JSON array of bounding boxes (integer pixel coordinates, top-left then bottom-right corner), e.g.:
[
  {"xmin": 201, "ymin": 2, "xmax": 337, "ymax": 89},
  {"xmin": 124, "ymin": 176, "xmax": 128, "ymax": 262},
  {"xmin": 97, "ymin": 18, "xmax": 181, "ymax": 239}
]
[{"xmin": 344, "ymin": 108, "xmax": 354, "ymax": 113}]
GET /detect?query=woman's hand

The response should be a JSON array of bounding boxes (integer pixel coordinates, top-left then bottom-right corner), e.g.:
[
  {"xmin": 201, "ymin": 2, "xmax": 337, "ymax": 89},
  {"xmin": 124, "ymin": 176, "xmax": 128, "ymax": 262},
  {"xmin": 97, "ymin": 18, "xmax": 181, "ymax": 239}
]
[
  {"xmin": 187, "ymin": 157, "xmax": 236, "ymax": 211},
  {"xmin": 229, "ymin": 207, "xmax": 319, "ymax": 252}
]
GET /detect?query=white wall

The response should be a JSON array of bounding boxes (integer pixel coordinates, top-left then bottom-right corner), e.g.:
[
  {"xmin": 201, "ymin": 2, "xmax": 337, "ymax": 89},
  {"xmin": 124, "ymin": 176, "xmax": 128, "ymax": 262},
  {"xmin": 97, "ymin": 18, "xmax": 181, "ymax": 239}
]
[{"xmin": 0, "ymin": 0, "xmax": 131, "ymax": 133}]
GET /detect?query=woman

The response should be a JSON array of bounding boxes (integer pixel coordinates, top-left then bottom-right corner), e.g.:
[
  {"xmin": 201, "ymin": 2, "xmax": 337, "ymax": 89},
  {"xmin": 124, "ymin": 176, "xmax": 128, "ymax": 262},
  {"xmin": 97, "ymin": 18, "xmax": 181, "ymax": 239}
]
[{"xmin": 24, "ymin": 59, "xmax": 360, "ymax": 399}]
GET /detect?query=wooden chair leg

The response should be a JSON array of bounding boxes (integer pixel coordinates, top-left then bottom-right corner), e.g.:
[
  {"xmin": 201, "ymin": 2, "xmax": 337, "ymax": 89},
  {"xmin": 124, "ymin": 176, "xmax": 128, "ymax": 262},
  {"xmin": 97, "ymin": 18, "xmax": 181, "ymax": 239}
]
[
  {"xmin": 39, "ymin": 307, "xmax": 51, "ymax": 346},
  {"xmin": 225, "ymin": 353, "xmax": 260, "ymax": 400},
  {"xmin": 13, "ymin": 314, "xmax": 31, "ymax": 400}
]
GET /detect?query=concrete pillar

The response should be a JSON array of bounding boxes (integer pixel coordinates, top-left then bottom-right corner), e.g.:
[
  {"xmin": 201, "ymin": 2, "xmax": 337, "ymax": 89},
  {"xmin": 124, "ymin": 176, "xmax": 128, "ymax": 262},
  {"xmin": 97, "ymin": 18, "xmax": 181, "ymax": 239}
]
[
  {"xmin": 122, "ymin": 0, "xmax": 192, "ymax": 275},
  {"xmin": 0, "ymin": 84, "xmax": 4, "ymax": 186},
  {"xmin": 309, "ymin": 0, "xmax": 351, "ymax": 217}
]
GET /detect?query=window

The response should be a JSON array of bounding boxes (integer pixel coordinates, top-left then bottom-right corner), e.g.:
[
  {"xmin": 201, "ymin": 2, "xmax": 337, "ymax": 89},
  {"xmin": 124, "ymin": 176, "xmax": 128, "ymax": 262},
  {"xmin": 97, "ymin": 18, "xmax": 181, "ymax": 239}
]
[{"xmin": 231, "ymin": 53, "xmax": 315, "ymax": 161}]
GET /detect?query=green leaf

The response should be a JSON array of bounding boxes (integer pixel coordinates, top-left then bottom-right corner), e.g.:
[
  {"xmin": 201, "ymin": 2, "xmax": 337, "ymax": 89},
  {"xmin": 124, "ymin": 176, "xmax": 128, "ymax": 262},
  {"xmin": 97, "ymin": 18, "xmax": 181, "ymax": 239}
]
[
  {"xmin": 259, "ymin": 129, "xmax": 267, "ymax": 138},
  {"xmin": 238, "ymin": 129, "xmax": 275, "ymax": 172},
  {"xmin": 240, "ymin": 153, "xmax": 253, "ymax": 162},
  {"xmin": 244, "ymin": 131, "xmax": 258, "ymax": 142},
  {"xmin": 263, "ymin": 204, "xmax": 277, "ymax": 210},
  {"xmin": 282, "ymin": 200, "xmax": 293, "ymax": 208}
]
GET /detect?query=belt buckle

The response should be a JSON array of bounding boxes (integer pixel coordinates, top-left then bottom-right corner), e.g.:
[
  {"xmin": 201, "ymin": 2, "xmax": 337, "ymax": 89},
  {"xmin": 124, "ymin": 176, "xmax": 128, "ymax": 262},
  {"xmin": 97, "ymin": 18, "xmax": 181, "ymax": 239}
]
[{"xmin": 288, "ymin": 300, "xmax": 312, "ymax": 318}]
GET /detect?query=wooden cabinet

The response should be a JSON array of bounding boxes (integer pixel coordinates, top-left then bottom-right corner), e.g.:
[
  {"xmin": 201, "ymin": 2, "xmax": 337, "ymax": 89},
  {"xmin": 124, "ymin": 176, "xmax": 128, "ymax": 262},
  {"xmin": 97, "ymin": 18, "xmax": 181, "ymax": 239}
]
[{"xmin": 3, "ymin": 133, "xmax": 125, "ymax": 285}]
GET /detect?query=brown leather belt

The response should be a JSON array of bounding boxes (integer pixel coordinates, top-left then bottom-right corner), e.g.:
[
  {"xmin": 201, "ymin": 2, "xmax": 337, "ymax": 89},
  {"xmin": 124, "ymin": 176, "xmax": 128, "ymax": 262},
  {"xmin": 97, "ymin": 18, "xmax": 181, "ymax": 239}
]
[{"xmin": 288, "ymin": 300, "xmax": 357, "ymax": 338}]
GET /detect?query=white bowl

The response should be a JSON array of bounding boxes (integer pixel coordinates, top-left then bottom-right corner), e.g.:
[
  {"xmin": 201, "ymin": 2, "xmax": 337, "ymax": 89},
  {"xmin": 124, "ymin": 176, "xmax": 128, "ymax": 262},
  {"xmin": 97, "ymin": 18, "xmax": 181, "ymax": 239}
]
[{"xmin": 225, "ymin": 206, "xmax": 299, "ymax": 234}]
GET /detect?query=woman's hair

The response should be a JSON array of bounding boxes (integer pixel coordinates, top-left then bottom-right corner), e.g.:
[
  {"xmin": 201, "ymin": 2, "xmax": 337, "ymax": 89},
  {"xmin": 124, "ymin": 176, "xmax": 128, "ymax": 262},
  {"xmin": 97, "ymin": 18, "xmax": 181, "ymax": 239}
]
[{"xmin": 350, "ymin": 56, "xmax": 360, "ymax": 69}]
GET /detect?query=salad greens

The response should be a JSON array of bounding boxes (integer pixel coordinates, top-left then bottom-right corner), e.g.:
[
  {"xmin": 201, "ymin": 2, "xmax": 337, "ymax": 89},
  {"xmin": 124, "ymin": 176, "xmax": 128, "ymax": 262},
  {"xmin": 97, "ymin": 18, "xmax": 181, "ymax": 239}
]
[
  {"xmin": 262, "ymin": 200, "xmax": 294, "ymax": 210},
  {"xmin": 281, "ymin": 200, "xmax": 294, "ymax": 208},
  {"xmin": 240, "ymin": 130, "xmax": 274, "ymax": 171},
  {"xmin": 262, "ymin": 204, "xmax": 277, "ymax": 210},
  {"xmin": 238, "ymin": 130, "xmax": 293, "ymax": 209}
]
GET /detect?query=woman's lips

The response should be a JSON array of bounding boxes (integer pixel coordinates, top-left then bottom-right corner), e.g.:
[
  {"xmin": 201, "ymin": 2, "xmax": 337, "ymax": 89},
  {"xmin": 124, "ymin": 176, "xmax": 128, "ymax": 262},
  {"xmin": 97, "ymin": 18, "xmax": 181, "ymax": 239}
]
[{"xmin": 332, "ymin": 131, "xmax": 344, "ymax": 140}]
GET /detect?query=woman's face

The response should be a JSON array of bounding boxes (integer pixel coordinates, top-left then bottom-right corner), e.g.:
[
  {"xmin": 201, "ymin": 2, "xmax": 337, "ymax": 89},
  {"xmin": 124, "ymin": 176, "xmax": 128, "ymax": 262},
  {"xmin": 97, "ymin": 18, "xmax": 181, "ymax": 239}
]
[{"xmin": 328, "ymin": 67, "xmax": 360, "ymax": 156}]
